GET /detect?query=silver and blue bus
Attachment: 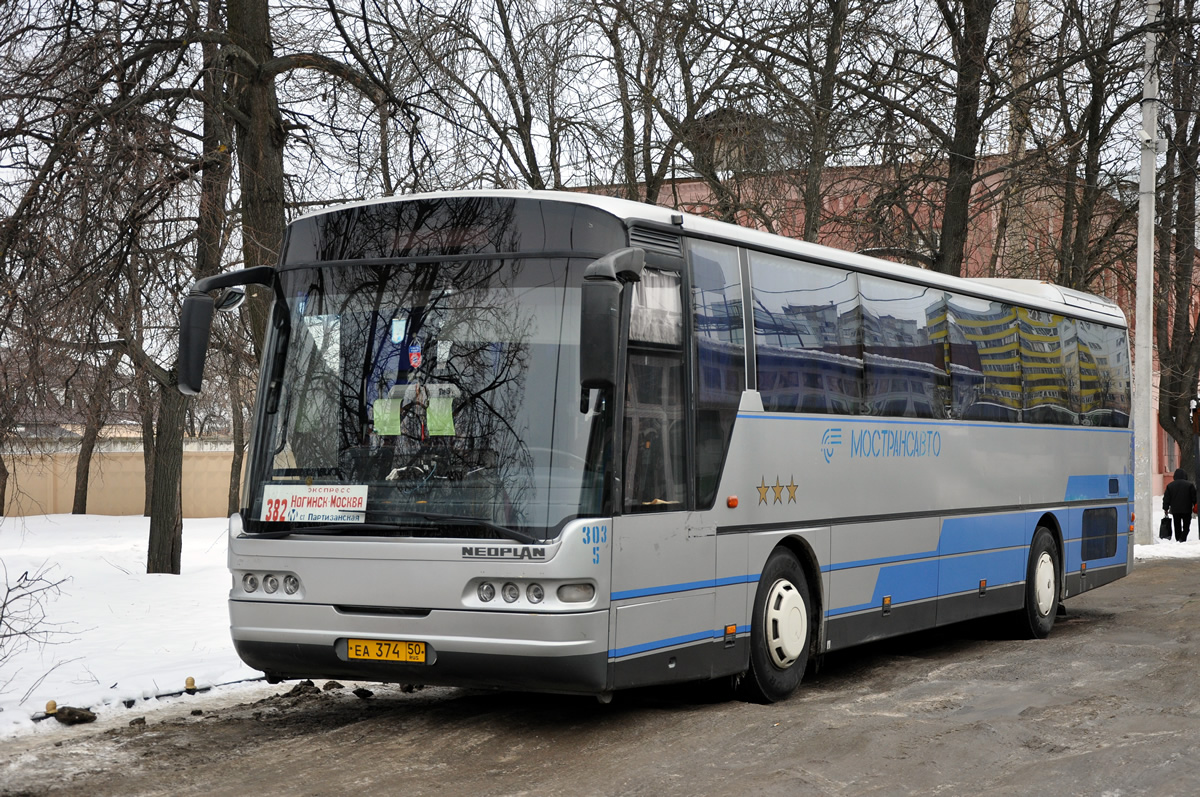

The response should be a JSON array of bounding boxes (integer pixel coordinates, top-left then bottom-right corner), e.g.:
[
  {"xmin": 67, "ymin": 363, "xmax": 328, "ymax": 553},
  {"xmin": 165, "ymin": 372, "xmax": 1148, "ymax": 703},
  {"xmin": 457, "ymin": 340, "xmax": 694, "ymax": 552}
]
[{"xmin": 179, "ymin": 190, "xmax": 1132, "ymax": 702}]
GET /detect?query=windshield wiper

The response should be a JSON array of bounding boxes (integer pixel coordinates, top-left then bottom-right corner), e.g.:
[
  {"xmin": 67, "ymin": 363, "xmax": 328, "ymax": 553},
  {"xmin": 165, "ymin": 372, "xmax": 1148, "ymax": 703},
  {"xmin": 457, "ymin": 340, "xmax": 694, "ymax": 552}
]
[
  {"xmin": 400, "ymin": 512, "xmax": 540, "ymax": 544},
  {"xmin": 248, "ymin": 523, "xmax": 402, "ymax": 539},
  {"xmin": 248, "ymin": 515, "xmax": 540, "ymax": 544}
]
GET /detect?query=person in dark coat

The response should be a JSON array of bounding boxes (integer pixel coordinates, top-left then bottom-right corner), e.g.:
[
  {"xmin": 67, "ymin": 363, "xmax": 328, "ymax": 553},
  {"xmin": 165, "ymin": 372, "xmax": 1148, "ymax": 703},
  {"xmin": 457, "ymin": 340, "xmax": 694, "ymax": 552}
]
[{"xmin": 1163, "ymin": 468, "xmax": 1197, "ymax": 543}]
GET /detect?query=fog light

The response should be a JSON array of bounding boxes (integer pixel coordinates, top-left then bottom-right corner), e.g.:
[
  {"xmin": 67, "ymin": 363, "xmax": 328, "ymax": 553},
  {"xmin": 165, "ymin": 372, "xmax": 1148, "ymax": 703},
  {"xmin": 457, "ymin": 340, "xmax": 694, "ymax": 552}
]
[
  {"xmin": 263, "ymin": 574, "xmax": 279, "ymax": 594},
  {"xmin": 501, "ymin": 582, "xmax": 520, "ymax": 603},
  {"xmin": 283, "ymin": 574, "xmax": 300, "ymax": 595},
  {"xmin": 478, "ymin": 582, "xmax": 495, "ymax": 602},
  {"xmin": 557, "ymin": 583, "xmax": 595, "ymax": 603},
  {"xmin": 527, "ymin": 583, "xmax": 544, "ymax": 604},
  {"xmin": 242, "ymin": 573, "xmax": 259, "ymax": 593}
]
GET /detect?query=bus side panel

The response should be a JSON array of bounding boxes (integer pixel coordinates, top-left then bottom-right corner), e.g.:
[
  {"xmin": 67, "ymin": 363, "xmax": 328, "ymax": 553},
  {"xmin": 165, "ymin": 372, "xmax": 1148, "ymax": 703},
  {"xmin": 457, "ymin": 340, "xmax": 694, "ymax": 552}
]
[
  {"xmin": 610, "ymin": 593, "xmax": 715, "ymax": 688},
  {"xmin": 710, "ymin": 416, "xmax": 1131, "ymax": 529},
  {"xmin": 934, "ymin": 511, "xmax": 1028, "ymax": 626},
  {"xmin": 825, "ymin": 516, "xmax": 941, "ymax": 649},
  {"xmin": 711, "ymin": 531, "xmax": 751, "ymax": 678},
  {"xmin": 608, "ymin": 513, "xmax": 717, "ymax": 688},
  {"xmin": 708, "ymin": 413, "xmax": 1131, "ymax": 656}
]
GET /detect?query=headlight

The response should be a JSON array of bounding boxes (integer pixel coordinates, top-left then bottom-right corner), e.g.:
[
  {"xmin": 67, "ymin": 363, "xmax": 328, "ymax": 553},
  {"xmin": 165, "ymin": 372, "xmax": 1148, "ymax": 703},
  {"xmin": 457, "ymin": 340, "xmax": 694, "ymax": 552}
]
[
  {"xmin": 557, "ymin": 583, "xmax": 595, "ymax": 603},
  {"xmin": 263, "ymin": 574, "xmax": 279, "ymax": 594},
  {"xmin": 527, "ymin": 583, "xmax": 545, "ymax": 604},
  {"xmin": 242, "ymin": 573, "xmax": 259, "ymax": 593},
  {"xmin": 283, "ymin": 575, "xmax": 300, "ymax": 595},
  {"xmin": 501, "ymin": 582, "xmax": 520, "ymax": 603},
  {"xmin": 478, "ymin": 582, "xmax": 496, "ymax": 602}
]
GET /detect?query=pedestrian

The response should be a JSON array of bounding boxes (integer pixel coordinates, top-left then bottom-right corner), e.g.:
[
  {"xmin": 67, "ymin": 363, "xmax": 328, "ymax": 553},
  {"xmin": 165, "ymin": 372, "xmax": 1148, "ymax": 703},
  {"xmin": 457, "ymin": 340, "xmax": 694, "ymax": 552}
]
[{"xmin": 1162, "ymin": 468, "xmax": 1197, "ymax": 543}]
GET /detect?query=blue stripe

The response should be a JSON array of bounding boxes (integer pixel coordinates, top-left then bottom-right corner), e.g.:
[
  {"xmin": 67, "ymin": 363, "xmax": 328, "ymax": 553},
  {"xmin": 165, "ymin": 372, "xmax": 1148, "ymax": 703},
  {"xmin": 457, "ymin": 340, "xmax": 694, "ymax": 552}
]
[
  {"xmin": 610, "ymin": 630, "xmax": 716, "ymax": 658},
  {"xmin": 736, "ymin": 412, "xmax": 1133, "ymax": 434},
  {"xmin": 609, "ymin": 625, "xmax": 752, "ymax": 659},
  {"xmin": 610, "ymin": 573, "xmax": 758, "ymax": 601}
]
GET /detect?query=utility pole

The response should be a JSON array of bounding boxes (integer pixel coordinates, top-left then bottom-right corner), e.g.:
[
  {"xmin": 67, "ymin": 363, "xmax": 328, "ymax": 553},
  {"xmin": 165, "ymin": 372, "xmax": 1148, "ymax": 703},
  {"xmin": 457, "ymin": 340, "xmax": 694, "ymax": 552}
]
[{"xmin": 1133, "ymin": 0, "xmax": 1159, "ymax": 546}]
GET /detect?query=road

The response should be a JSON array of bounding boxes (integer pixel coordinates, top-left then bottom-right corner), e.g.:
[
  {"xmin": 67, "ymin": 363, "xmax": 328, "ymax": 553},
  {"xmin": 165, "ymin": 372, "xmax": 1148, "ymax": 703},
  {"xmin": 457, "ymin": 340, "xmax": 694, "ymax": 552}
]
[{"xmin": 3, "ymin": 557, "xmax": 1199, "ymax": 796}]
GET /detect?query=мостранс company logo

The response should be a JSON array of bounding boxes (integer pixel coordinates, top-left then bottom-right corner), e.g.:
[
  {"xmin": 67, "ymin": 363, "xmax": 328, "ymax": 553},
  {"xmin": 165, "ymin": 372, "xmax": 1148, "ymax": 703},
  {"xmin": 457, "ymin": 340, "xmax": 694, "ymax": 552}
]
[{"xmin": 821, "ymin": 428, "xmax": 842, "ymax": 463}]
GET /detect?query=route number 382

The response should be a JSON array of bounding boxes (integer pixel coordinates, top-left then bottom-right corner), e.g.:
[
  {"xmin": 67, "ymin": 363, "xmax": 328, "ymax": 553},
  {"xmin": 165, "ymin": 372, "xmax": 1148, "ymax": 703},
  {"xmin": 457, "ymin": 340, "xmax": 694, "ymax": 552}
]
[{"xmin": 263, "ymin": 498, "xmax": 290, "ymax": 522}]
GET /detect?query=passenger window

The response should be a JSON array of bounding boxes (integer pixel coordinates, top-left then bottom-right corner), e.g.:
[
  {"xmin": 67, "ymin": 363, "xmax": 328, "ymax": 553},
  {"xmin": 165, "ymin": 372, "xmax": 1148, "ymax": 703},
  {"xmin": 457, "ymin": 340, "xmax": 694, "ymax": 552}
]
[
  {"xmin": 945, "ymin": 294, "xmax": 1021, "ymax": 422},
  {"xmin": 859, "ymin": 276, "xmax": 947, "ymax": 418},
  {"xmin": 690, "ymin": 241, "xmax": 745, "ymax": 508},
  {"xmin": 623, "ymin": 351, "xmax": 686, "ymax": 512},
  {"xmin": 625, "ymin": 269, "xmax": 686, "ymax": 513},
  {"xmin": 1075, "ymin": 321, "xmax": 1130, "ymax": 427},
  {"xmin": 630, "ymin": 269, "xmax": 684, "ymax": 346},
  {"xmin": 1020, "ymin": 309, "xmax": 1075, "ymax": 425},
  {"xmin": 749, "ymin": 251, "xmax": 862, "ymax": 415}
]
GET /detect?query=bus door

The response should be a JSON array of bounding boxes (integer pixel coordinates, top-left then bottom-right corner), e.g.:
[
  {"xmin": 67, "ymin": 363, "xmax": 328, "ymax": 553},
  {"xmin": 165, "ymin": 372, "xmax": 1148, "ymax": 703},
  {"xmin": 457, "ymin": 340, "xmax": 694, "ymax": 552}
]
[{"xmin": 609, "ymin": 285, "xmax": 718, "ymax": 688}]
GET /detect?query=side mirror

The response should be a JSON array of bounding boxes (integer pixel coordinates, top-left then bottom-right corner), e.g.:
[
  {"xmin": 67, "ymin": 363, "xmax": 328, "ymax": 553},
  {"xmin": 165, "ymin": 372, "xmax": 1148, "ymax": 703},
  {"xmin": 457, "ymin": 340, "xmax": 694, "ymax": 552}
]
[
  {"xmin": 178, "ymin": 266, "xmax": 275, "ymax": 395},
  {"xmin": 179, "ymin": 295, "xmax": 215, "ymax": 395},
  {"xmin": 580, "ymin": 248, "xmax": 644, "ymax": 390},
  {"xmin": 215, "ymin": 286, "xmax": 247, "ymax": 312}
]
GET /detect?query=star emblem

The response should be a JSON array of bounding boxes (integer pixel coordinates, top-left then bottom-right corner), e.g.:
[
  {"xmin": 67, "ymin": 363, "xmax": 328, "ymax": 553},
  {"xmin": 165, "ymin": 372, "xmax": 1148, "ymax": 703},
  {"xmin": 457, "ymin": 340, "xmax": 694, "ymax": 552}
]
[
  {"xmin": 787, "ymin": 476, "xmax": 798, "ymax": 503},
  {"xmin": 772, "ymin": 477, "xmax": 784, "ymax": 504},
  {"xmin": 757, "ymin": 476, "xmax": 769, "ymax": 505}
]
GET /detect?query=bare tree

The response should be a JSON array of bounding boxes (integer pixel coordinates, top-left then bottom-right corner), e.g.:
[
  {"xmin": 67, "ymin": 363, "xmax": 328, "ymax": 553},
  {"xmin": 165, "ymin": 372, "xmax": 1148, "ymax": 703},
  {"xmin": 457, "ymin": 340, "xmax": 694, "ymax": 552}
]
[
  {"xmin": 839, "ymin": 0, "xmax": 1148, "ymax": 277},
  {"xmin": 0, "ymin": 559, "xmax": 67, "ymax": 699},
  {"xmin": 1044, "ymin": 0, "xmax": 1142, "ymax": 292},
  {"xmin": 0, "ymin": 0, "xmax": 420, "ymax": 571},
  {"xmin": 1155, "ymin": 0, "xmax": 1200, "ymax": 477}
]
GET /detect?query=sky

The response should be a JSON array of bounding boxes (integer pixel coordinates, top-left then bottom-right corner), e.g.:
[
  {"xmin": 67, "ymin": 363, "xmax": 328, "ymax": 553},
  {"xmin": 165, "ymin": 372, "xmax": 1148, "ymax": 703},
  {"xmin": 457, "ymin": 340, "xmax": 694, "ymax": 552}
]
[{"xmin": 2, "ymin": 508, "xmax": 1199, "ymax": 740}]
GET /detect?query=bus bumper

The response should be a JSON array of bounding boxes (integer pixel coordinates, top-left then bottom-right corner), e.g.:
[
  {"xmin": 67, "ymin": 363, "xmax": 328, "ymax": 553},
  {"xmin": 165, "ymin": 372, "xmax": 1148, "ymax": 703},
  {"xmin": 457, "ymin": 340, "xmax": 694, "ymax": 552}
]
[{"xmin": 229, "ymin": 599, "xmax": 610, "ymax": 694}]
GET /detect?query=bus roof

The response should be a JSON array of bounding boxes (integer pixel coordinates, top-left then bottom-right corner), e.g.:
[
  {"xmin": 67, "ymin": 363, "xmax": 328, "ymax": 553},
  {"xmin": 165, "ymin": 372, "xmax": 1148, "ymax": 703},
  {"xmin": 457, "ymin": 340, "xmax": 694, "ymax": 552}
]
[{"xmin": 292, "ymin": 189, "xmax": 1128, "ymax": 328}]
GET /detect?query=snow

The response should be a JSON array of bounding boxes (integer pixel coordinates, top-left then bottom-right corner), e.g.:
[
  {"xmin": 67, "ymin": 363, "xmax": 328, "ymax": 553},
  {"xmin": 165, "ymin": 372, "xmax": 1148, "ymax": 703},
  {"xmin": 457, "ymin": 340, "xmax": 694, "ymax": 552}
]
[
  {"xmin": 2, "ymin": 506, "xmax": 1198, "ymax": 739},
  {"xmin": 0, "ymin": 514, "xmax": 262, "ymax": 739}
]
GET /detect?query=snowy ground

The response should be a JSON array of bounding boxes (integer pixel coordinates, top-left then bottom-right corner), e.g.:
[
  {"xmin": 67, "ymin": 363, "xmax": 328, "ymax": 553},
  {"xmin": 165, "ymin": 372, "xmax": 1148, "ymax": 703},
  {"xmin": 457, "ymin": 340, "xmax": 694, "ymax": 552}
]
[
  {"xmin": 2, "ymin": 508, "xmax": 1198, "ymax": 739},
  {"xmin": 0, "ymin": 514, "xmax": 263, "ymax": 739}
]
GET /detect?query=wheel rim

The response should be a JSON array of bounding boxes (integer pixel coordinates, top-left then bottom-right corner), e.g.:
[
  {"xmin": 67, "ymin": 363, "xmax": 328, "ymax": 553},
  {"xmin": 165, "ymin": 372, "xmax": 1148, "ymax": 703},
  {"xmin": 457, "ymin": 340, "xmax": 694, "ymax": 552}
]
[
  {"xmin": 764, "ymin": 578, "xmax": 807, "ymax": 668},
  {"xmin": 1034, "ymin": 551, "xmax": 1055, "ymax": 617}
]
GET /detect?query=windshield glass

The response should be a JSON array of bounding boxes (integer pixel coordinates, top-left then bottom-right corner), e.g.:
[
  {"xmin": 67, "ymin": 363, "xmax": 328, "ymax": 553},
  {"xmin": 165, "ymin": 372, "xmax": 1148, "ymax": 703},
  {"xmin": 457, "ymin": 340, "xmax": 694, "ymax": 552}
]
[{"xmin": 244, "ymin": 257, "xmax": 610, "ymax": 541}]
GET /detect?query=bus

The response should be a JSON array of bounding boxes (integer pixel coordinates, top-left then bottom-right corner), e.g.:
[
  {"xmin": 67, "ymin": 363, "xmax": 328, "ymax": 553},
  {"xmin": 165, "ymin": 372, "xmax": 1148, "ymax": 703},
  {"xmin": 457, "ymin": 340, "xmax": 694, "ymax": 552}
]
[{"xmin": 179, "ymin": 190, "xmax": 1133, "ymax": 703}]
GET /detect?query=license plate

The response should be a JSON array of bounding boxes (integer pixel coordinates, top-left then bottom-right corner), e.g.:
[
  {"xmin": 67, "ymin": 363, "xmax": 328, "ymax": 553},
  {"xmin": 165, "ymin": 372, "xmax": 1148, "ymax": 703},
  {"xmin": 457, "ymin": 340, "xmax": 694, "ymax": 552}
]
[{"xmin": 347, "ymin": 639, "xmax": 426, "ymax": 663}]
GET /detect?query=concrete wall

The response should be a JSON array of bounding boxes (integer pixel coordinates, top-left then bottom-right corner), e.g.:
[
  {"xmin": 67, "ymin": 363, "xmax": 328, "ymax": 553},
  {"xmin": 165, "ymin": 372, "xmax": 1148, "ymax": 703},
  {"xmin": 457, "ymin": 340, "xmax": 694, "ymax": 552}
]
[{"xmin": 3, "ymin": 441, "xmax": 239, "ymax": 518}]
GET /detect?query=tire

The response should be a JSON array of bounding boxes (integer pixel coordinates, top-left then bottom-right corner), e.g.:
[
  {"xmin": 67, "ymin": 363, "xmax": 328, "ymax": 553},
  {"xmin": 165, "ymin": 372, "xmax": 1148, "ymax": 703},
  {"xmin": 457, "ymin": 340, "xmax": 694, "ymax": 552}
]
[
  {"xmin": 738, "ymin": 547, "xmax": 812, "ymax": 703},
  {"xmin": 1017, "ymin": 527, "xmax": 1060, "ymax": 639}
]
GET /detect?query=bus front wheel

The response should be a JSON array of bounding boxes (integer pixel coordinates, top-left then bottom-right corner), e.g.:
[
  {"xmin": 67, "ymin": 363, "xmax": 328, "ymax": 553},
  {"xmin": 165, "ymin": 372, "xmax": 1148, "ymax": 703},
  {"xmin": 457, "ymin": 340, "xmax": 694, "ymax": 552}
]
[
  {"xmin": 1017, "ymin": 527, "xmax": 1060, "ymax": 639},
  {"xmin": 739, "ymin": 548, "xmax": 811, "ymax": 703}
]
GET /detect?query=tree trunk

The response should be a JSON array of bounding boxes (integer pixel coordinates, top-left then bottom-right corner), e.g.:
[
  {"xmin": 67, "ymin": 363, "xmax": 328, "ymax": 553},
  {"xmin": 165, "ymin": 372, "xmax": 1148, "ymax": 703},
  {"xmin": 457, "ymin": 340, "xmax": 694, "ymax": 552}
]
[
  {"xmin": 72, "ymin": 350, "xmax": 121, "ymax": 514},
  {"xmin": 227, "ymin": 0, "xmax": 287, "ymax": 361},
  {"xmin": 136, "ymin": 372, "xmax": 156, "ymax": 516},
  {"xmin": 801, "ymin": 0, "xmax": 848, "ymax": 243},
  {"xmin": 72, "ymin": 423, "xmax": 101, "ymax": 515},
  {"xmin": 931, "ymin": 0, "xmax": 998, "ymax": 277},
  {"xmin": 987, "ymin": 0, "xmax": 1030, "ymax": 278},
  {"xmin": 0, "ymin": 450, "xmax": 8, "ymax": 514},
  {"xmin": 147, "ymin": 380, "xmax": 187, "ymax": 574},
  {"xmin": 145, "ymin": 4, "xmax": 236, "ymax": 569}
]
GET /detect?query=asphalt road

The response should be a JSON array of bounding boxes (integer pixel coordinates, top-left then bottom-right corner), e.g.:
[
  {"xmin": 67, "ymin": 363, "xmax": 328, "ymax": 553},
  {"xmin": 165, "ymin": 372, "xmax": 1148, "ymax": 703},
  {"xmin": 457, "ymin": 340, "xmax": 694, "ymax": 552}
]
[{"xmin": 3, "ymin": 556, "xmax": 1199, "ymax": 796}]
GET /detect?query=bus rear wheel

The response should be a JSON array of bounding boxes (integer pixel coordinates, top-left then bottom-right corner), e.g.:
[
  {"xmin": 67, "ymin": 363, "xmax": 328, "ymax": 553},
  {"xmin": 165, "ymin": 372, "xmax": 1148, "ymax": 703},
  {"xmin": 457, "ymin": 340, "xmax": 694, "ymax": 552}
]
[
  {"xmin": 739, "ymin": 548, "xmax": 811, "ymax": 703},
  {"xmin": 1016, "ymin": 527, "xmax": 1060, "ymax": 639}
]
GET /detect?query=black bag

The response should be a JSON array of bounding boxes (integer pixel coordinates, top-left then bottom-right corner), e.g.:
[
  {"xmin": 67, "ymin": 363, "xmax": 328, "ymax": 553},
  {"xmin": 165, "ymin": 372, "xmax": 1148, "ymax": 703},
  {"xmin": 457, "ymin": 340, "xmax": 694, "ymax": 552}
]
[{"xmin": 1160, "ymin": 516, "xmax": 1173, "ymax": 540}]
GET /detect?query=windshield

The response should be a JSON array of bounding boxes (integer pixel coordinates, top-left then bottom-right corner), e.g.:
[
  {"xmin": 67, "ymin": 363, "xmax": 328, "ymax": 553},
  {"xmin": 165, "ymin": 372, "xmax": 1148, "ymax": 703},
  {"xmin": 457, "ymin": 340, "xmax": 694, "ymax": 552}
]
[{"xmin": 243, "ymin": 257, "xmax": 610, "ymax": 541}]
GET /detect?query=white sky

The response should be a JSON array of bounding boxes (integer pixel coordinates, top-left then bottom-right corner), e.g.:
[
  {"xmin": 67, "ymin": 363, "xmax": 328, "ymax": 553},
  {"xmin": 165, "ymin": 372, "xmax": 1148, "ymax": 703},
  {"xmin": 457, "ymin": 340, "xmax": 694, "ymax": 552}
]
[{"xmin": 1, "ymin": 508, "xmax": 1198, "ymax": 739}]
